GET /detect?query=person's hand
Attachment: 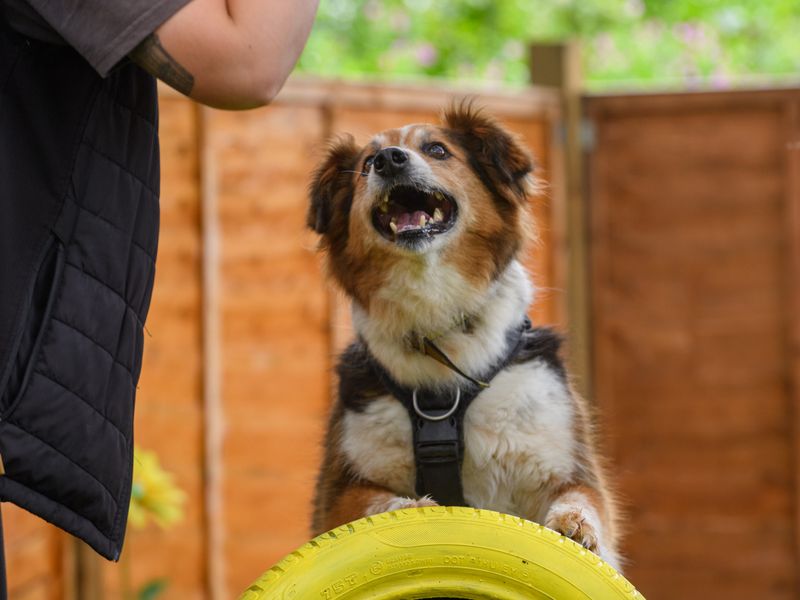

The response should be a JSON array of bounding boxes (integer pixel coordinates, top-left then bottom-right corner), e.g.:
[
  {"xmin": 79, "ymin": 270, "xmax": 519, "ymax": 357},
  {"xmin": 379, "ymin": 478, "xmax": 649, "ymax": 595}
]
[{"xmin": 130, "ymin": 0, "xmax": 319, "ymax": 109}]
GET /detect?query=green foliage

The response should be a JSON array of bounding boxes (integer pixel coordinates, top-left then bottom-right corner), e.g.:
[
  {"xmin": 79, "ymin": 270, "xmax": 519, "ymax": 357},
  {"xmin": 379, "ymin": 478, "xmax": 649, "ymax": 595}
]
[
  {"xmin": 298, "ymin": 0, "xmax": 800, "ymax": 88},
  {"xmin": 137, "ymin": 579, "xmax": 168, "ymax": 600}
]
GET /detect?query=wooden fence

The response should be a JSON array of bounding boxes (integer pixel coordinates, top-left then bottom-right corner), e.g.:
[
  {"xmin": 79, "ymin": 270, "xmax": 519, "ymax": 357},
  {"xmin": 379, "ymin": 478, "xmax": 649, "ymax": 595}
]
[
  {"xmin": 8, "ymin": 74, "xmax": 798, "ymax": 600},
  {"xmin": 2, "ymin": 78, "xmax": 565, "ymax": 599},
  {"xmin": 586, "ymin": 88, "xmax": 800, "ymax": 599}
]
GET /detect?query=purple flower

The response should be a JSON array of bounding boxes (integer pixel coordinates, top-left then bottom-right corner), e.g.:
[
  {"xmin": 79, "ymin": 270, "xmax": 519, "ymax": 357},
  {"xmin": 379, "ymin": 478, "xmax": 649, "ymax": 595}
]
[{"xmin": 416, "ymin": 43, "xmax": 438, "ymax": 67}]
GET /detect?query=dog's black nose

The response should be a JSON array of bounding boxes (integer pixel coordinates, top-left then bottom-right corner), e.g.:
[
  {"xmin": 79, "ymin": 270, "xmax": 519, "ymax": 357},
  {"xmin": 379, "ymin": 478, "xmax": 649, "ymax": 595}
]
[{"xmin": 373, "ymin": 146, "xmax": 408, "ymax": 177}]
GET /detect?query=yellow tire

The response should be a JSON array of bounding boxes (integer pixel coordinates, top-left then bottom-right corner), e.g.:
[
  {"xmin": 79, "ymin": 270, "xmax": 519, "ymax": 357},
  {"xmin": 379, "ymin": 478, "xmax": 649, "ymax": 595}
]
[{"xmin": 239, "ymin": 507, "xmax": 644, "ymax": 600}]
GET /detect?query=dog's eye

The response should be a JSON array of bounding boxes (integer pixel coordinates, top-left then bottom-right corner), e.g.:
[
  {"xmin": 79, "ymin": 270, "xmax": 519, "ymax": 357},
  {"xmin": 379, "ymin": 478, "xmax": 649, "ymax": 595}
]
[
  {"xmin": 425, "ymin": 143, "xmax": 449, "ymax": 160},
  {"xmin": 362, "ymin": 155, "xmax": 375, "ymax": 176}
]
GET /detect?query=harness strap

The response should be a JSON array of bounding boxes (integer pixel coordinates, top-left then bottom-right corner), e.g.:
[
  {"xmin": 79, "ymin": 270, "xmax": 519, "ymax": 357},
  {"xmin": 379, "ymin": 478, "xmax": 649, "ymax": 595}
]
[
  {"xmin": 414, "ymin": 412, "xmax": 465, "ymax": 505},
  {"xmin": 370, "ymin": 317, "xmax": 531, "ymax": 506}
]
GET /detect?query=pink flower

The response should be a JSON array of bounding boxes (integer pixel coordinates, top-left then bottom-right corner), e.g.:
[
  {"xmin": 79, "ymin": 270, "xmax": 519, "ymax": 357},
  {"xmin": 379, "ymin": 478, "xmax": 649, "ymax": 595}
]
[
  {"xmin": 675, "ymin": 22, "xmax": 706, "ymax": 45},
  {"xmin": 416, "ymin": 44, "xmax": 438, "ymax": 67}
]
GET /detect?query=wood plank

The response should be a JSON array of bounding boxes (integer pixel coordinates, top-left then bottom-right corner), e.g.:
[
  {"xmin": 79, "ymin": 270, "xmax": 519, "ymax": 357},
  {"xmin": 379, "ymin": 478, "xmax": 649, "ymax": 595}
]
[
  {"xmin": 785, "ymin": 96, "xmax": 800, "ymax": 582},
  {"xmin": 199, "ymin": 102, "xmax": 226, "ymax": 600},
  {"xmin": 11, "ymin": 578, "xmax": 60, "ymax": 600},
  {"xmin": 3, "ymin": 505, "xmax": 63, "ymax": 600},
  {"xmin": 587, "ymin": 87, "xmax": 795, "ymax": 116},
  {"xmin": 3, "ymin": 503, "xmax": 46, "ymax": 545},
  {"xmin": 159, "ymin": 77, "xmax": 563, "ymax": 118},
  {"xmin": 5, "ymin": 523, "xmax": 58, "ymax": 593}
]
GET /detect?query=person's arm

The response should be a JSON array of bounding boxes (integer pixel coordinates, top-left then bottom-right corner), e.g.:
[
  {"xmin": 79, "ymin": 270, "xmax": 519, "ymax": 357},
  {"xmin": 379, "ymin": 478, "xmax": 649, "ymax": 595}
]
[{"xmin": 129, "ymin": 0, "xmax": 319, "ymax": 110}]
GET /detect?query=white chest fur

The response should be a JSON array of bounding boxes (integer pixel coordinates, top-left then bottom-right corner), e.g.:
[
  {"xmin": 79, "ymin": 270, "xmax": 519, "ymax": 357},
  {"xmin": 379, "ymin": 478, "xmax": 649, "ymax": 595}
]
[
  {"xmin": 340, "ymin": 359, "xmax": 576, "ymax": 520},
  {"xmin": 353, "ymin": 260, "xmax": 534, "ymax": 390}
]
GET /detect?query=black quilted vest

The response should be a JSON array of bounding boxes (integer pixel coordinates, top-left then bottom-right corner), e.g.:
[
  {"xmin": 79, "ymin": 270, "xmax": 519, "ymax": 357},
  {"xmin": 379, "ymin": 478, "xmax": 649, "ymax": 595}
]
[{"xmin": 0, "ymin": 18, "xmax": 159, "ymax": 563}]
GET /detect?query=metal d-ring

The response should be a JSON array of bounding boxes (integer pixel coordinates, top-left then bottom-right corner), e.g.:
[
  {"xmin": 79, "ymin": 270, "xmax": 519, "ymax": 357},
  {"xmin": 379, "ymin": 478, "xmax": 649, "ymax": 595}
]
[{"xmin": 412, "ymin": 387, "xmax": 461, "ymax": 421}]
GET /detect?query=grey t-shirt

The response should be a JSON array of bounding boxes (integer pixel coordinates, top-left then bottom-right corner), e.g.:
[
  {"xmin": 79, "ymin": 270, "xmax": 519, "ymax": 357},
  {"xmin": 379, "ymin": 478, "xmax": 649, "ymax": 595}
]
[{"xmin": 2, "ymin": 0, "xmax": 192, "ymax": 76}]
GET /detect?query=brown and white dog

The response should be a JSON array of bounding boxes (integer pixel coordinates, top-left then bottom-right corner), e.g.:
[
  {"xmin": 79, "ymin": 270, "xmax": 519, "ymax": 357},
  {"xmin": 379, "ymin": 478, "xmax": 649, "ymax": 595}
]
[{"xmin": 307, "ymin": 103, "xmax": 620, "ymax": 569}]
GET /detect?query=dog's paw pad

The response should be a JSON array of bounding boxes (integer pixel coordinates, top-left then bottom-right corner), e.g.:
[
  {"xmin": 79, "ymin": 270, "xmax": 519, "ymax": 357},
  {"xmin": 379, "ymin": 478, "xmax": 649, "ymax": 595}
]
[{"xmin": 545, "ymin": 509, "xmax": 599, "ymax": 551}]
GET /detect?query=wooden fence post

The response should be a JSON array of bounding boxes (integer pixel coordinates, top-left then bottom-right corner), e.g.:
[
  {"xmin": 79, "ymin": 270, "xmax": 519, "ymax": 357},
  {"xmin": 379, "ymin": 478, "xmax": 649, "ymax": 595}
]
[
  {"xmin": 198, "ymin": 104, "xmax": 226, "ymax": 600},
  {"xmin": 68, "ymin": 541, "xmax": 104, "ymax": 600},
  {"xmin": 786, "ymin": 95, "xmax": 800, "ymax": 585},
  {"xmin": 528, "ymin": 41, "xmax": 591, "ymax": 399}
]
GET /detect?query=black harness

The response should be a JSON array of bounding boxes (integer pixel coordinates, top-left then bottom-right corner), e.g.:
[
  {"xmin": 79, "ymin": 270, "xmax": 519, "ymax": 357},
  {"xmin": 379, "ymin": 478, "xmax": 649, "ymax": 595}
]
[{"xmin": 367, "ymin": 317, "xmax": 532, "ymax": 506}]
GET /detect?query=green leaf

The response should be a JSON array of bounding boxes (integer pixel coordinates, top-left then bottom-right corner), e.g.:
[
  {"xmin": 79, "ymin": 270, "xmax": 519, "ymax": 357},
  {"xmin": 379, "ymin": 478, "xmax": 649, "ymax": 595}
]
[{"xmin": 137, "ymin": 579, "xmax": 169, "ymax": 600}]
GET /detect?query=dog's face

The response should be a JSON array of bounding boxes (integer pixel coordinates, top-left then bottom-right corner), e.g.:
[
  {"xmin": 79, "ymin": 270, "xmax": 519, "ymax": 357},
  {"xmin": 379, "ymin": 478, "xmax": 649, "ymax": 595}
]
[{"xmin": 308, "ymin": 103, "xmax": 536, "ymax": 309}]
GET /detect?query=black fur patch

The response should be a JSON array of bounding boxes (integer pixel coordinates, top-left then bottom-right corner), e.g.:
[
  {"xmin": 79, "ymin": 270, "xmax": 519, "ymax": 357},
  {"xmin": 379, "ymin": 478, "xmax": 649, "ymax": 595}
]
[
  {"xmin": 336, "ymin": 322, "xmax": 565, "ymax": 416},
  {"xmin": 336, "ymin": 341, "xmax": 387, "ymax": 413},
  {"xmin": 442, "ymin": 100, "xmax": 534, "ymax": 203},
  {"xmin": 512, "ymin": 326, "xmax": 566, "ymax": 380}
]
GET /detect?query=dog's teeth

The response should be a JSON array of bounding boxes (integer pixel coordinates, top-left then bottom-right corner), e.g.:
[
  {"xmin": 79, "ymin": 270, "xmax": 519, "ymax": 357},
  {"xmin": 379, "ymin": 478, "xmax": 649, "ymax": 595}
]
[
  {"xmin": 419, "ymin": 214, "xmax": 426, "ymax": 227},
  {"xmin": 389, "ymin": 220, "xmax": 397, "ymax": 234},
  {"xmin": 380, "ymin": 202, "xmax": 388, "ymax": 213},
  {"xmin": 435, "ymin": 192, "xmax": 444, "ymax": 201},
  {"xmin": 433, "ymin": 207, "xmax": 443, "ymax": 222}
]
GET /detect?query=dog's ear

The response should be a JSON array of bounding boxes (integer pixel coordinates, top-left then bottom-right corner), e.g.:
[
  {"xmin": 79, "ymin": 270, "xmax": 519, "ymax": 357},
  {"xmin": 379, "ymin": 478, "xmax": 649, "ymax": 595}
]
[
  {"xmin": 443, "ymin": 100, "xmax": 535, "ymax": 200},
  {"xmin": 308, "ymin": 134, "xmax": 361, "ymax": 235}
]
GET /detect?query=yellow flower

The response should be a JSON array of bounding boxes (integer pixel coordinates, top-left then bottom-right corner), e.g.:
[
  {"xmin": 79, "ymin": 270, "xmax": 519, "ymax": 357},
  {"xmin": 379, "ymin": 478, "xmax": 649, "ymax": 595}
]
[{"xmin": 129, "ymin": 447, "xmax": 186, "ymax": 530}]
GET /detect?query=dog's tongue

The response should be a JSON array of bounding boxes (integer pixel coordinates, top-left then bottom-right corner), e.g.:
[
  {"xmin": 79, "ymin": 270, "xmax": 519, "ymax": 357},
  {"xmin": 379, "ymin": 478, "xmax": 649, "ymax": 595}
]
[{"xmin": 396, "ymin": 210, "xmax": 428, "ymax": 233}]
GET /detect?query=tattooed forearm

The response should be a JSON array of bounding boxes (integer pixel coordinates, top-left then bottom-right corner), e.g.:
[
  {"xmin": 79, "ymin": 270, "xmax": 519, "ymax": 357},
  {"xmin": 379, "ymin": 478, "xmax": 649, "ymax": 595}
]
[{"xmin": 129, "ymin": 33, "xmax": 194, "ymax": 96}]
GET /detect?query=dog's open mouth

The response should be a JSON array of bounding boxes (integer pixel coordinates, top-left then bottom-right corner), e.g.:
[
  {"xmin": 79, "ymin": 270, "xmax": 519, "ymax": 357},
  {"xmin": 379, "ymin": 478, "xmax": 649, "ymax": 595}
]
[{"xmin": 371, "ymin": 185, "xmax": 457, "ymax": 244}]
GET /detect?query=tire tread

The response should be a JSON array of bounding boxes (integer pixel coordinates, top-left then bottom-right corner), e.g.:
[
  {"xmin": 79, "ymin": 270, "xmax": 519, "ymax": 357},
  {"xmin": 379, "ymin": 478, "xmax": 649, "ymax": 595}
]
[{"xmin": 240, "ymin": 507, "xmax": 643, "ymax": 599}]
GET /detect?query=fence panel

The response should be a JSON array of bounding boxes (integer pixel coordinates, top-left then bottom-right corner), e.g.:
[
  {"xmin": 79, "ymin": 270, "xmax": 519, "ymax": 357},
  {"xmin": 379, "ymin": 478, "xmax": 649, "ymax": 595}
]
[
  {"xmin": 587, "ymin": 89, "xmax": 800, "ymax": 599},
  {"xmin": 1, "ymin": 79, "xmax": 562, "ymax": 599},
  {"xmin": 3, "ymin": 506, "xmax": 62, "ymax": 599},
  {"xmin": 206, "ymin": 81, "xmax": 563, "ymax": 597},
  {"xmin": 207, "ymin": 102, "xmax": 330, "ymax": 595}
]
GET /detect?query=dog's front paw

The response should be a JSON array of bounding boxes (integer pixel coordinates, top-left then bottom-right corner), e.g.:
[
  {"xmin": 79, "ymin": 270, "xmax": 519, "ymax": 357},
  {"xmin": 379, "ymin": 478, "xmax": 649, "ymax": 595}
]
[
  {"xmin": 545, "ymin": 508, "xmax": 599, "ymax": 551},
  {"xmin": 366, "ymin": 495, "xmax": 438, "ymax": 516}
]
